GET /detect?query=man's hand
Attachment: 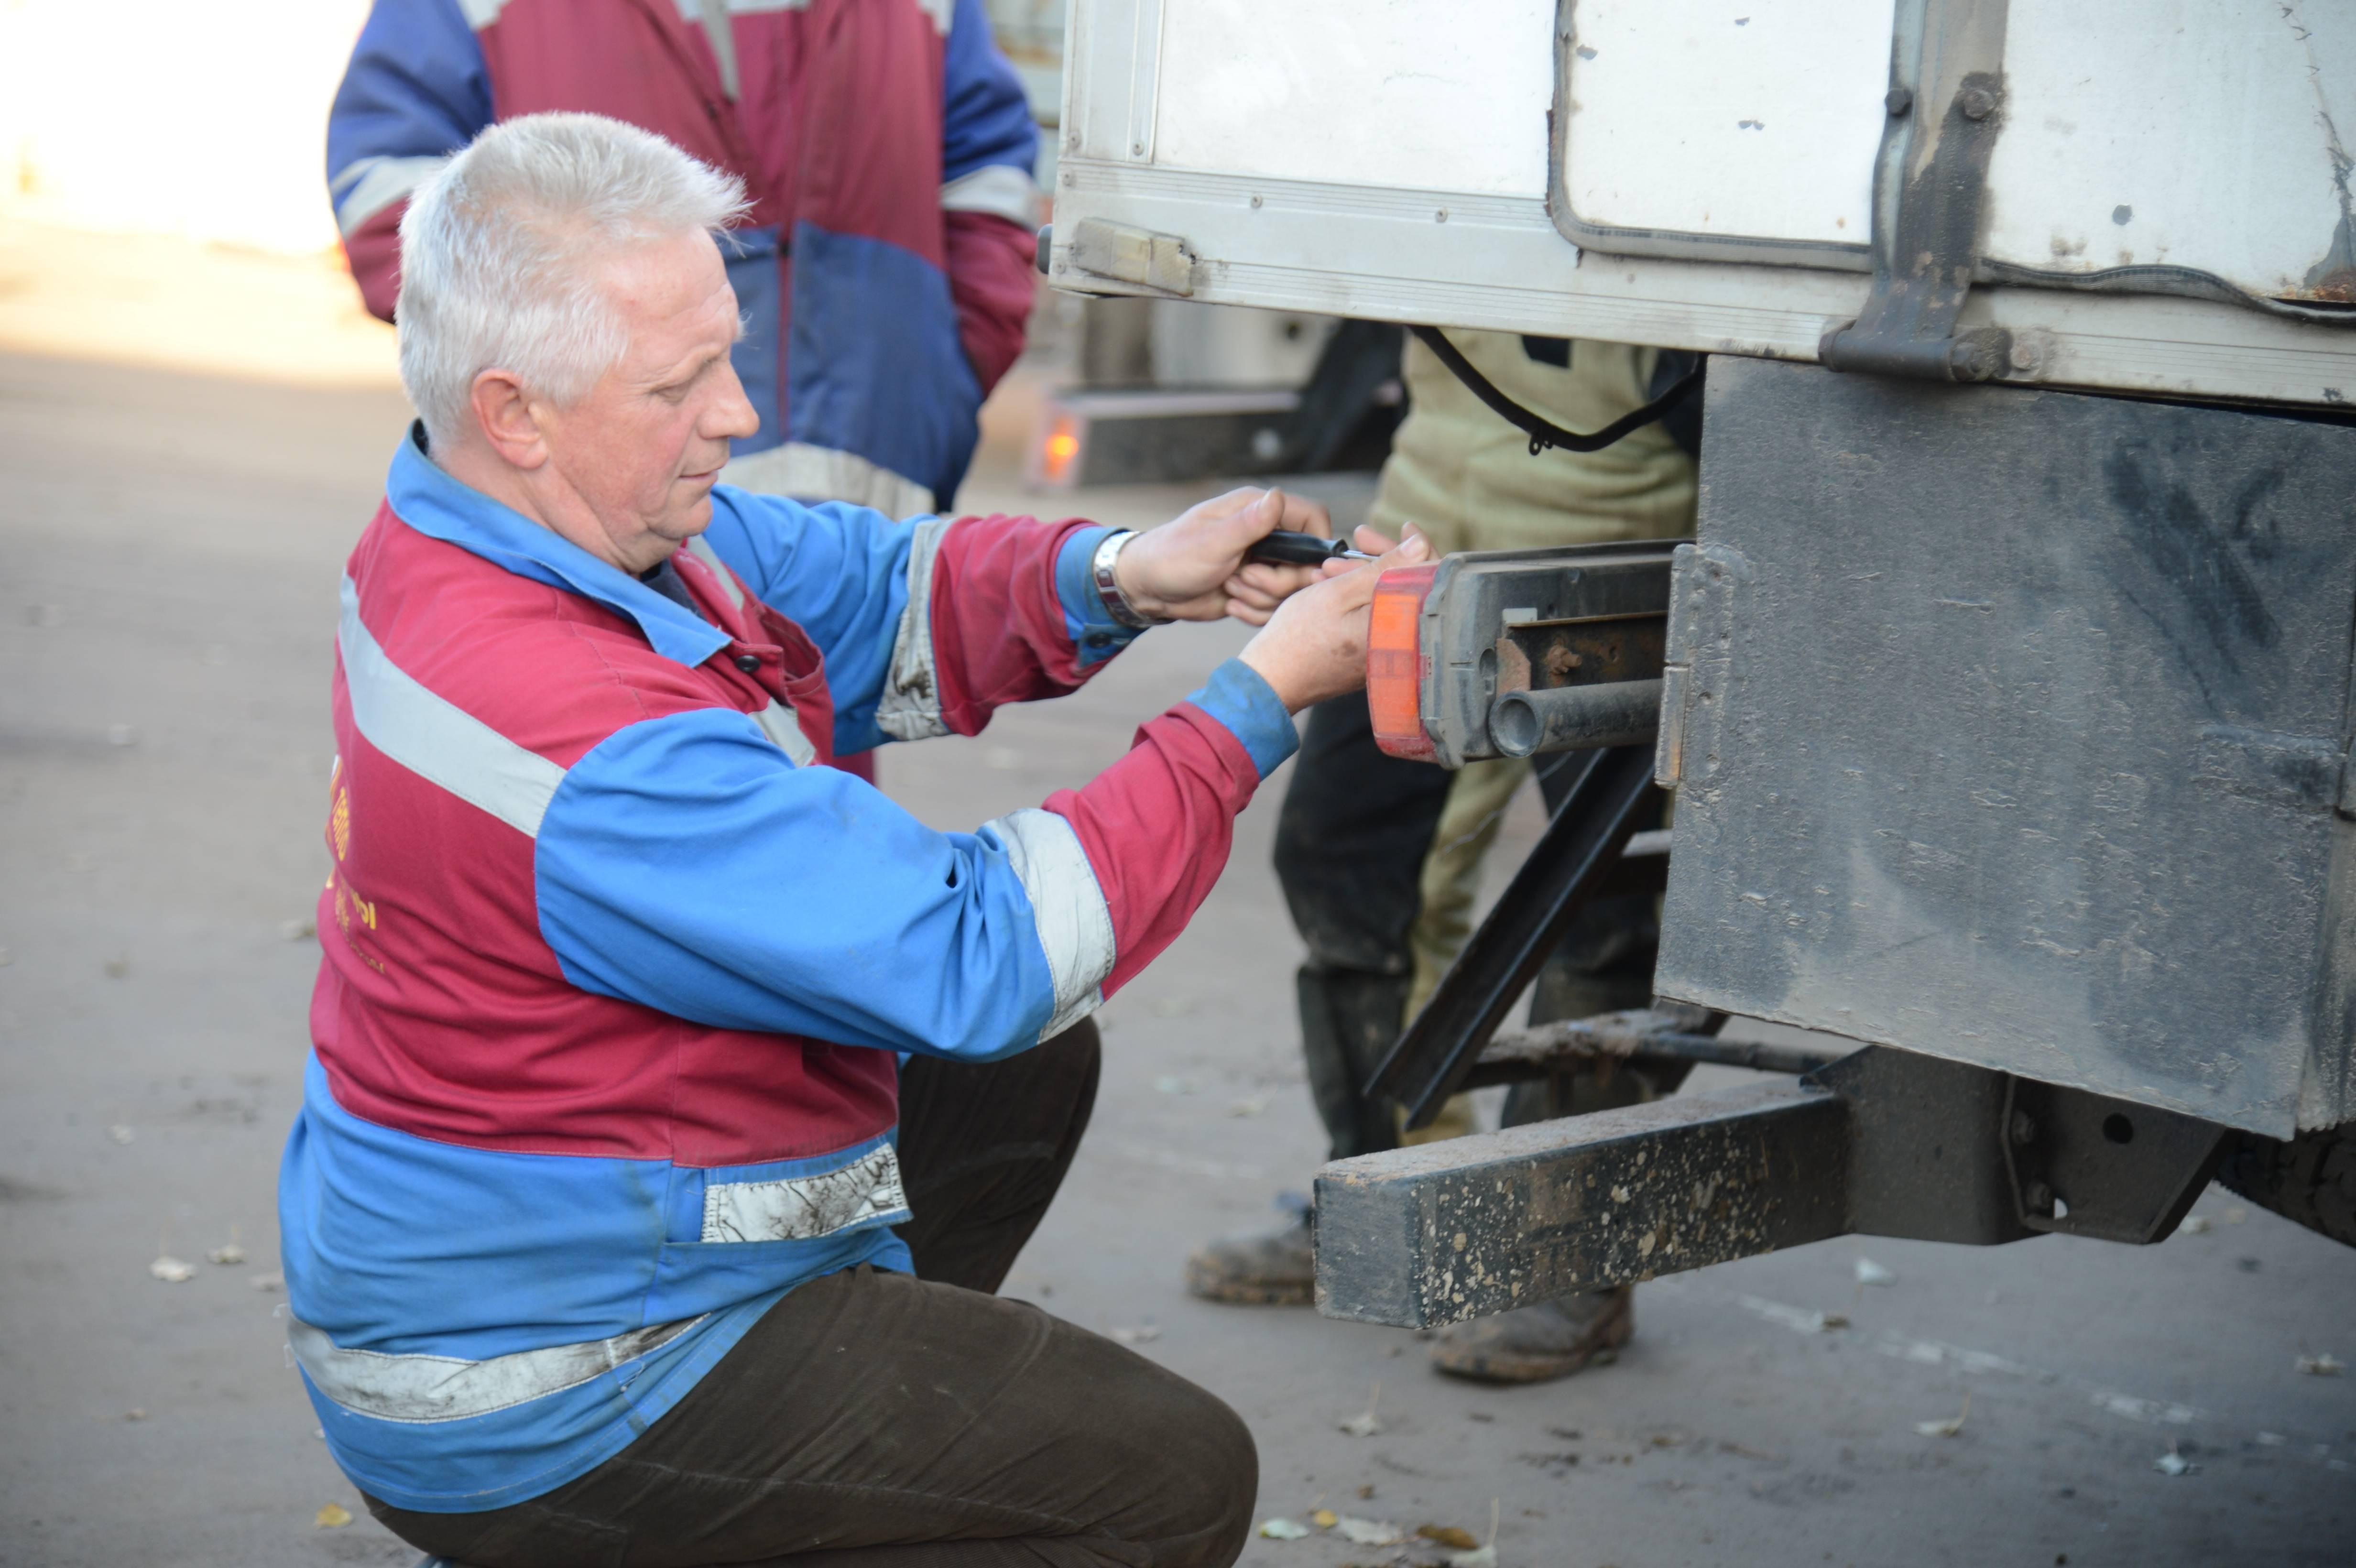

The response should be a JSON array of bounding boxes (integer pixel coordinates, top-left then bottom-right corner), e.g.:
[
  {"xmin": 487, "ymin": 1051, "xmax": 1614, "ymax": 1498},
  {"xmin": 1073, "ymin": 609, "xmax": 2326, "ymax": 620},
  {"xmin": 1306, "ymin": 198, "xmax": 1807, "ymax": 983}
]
[
  {"xmin": 1238, "ymin": 527, "xmax": 1433, "ymax": 712},
  {"xmin": 1112, "ymin": 487, "xmax": 1338, "ymax": 625}
]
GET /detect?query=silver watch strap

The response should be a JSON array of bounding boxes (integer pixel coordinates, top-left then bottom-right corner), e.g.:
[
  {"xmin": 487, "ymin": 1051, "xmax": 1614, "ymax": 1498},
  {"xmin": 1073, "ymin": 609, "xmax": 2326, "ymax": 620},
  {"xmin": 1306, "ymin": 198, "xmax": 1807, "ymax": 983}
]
[{"xmin": 1090, "ymin": 529, "xmax": 1169, "ymax": 630}]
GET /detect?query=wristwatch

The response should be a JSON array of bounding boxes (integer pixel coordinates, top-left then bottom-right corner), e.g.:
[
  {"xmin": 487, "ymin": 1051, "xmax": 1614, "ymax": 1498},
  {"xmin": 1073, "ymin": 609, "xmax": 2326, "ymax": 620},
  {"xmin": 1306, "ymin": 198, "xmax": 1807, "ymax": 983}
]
[{"xmin": 1090, "ymin": 530, "xmax": 1170, "ymax": 630}]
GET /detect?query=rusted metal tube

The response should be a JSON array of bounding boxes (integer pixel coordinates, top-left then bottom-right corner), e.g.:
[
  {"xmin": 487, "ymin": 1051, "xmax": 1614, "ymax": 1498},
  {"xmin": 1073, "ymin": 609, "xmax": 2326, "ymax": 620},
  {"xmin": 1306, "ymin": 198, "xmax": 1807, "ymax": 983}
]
[{"xmin": 1490, "ymin": 678, "xmax": 1663, "ymax": 757}]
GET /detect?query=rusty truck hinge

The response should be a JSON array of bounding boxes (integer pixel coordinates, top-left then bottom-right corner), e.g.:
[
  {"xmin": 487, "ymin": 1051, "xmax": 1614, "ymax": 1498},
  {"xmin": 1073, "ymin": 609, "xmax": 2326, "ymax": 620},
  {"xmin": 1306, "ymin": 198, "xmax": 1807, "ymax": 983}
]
[{"xmin": 1819, "ymin": 0, "xmax": 2015, "ymax": 383}]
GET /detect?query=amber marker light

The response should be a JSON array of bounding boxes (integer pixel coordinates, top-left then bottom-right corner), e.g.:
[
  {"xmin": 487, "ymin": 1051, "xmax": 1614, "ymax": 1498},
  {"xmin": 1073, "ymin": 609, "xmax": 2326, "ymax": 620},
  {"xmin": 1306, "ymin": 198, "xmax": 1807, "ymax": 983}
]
[
  {"xmin": 1367, "ymin": 562, "xmax": 1440, "ymax": 761},
  {"xmin": 1034, "ymin": 414, "xmax": 1083, "ymax": 487}
]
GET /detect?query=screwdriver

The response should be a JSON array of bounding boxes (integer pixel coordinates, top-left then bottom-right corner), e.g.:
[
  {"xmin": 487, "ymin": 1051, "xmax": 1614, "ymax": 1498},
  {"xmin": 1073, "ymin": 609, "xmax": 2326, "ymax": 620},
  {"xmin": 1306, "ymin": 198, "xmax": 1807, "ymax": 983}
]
[{"xmin": 1245, "ymin": 529, "xmax": 1377, "ymax": 566}]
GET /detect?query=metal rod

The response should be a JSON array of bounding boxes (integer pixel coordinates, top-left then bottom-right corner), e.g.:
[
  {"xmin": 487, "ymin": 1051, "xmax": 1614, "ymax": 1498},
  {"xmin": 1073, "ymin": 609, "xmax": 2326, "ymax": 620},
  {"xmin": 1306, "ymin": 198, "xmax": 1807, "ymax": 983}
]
[
  {"xmin": 1491, "ymin": 679, "xmax": 1664, "ymax": 757},
  {"xmin": 1365, "ymin": 744, "xmax": 1661, "ymax": 1126},
  {"xmin": 1467, "ymin": 1024, "xmax": 1848, "ymax": 1086}
]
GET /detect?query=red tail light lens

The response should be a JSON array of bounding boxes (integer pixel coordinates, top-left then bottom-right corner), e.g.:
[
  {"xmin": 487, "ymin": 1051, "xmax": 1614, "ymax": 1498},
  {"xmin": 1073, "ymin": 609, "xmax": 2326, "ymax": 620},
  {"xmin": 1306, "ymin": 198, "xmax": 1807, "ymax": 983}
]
[{"xmin": 1367, "ymin": 563, "xmax": 1439, "ymax": 760}]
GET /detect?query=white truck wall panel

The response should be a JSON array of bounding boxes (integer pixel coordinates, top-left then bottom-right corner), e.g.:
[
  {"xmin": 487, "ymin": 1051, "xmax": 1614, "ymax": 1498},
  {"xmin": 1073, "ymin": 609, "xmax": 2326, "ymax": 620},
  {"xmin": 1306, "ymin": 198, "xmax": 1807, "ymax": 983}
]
[
  {"xmin": 1561, "ymin": 0, "xmax": 1892, "ymax": 249},
  {"xmin": 1152, "ymin": 0, "xmax": 1555, "ymax": 196},
  {"xmin": 1983, "ymin": 0, "xmax": 2356, "ymax": 301},
  {"xmin": 1054, "ymin": 0, "xmax": 2356, "ymax": 404},
  {"xmin": 1559, "ymin": 0, "xmax": 2356, "ymax": 305}
]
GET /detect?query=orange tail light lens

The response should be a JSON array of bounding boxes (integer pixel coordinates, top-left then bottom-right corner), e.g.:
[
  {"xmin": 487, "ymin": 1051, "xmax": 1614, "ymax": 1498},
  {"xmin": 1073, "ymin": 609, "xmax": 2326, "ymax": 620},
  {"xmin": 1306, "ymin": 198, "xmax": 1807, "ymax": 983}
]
[
  {"xmin": 1032, "ymin": 412, "xmax": 1083, "ymax": 488},
  {"xmin": 1367, "ymin": 562, "xmax": 1439, "ymax": 760}
]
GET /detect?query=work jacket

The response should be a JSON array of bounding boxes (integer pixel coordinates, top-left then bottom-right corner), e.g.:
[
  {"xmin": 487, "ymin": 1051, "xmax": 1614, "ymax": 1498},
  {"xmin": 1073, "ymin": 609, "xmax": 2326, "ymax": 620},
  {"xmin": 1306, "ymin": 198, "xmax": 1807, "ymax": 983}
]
[
  {"xmin": 1370, "ymin": 331, "xmax": 1699, "ymax": 556},
  {"xmin": 280, "ymin": 429, "xmax": 1298, "ymax": 1512},
  {"xmin": 326, "ymin": 0, "xmax": 1041, "ymax": 514}
]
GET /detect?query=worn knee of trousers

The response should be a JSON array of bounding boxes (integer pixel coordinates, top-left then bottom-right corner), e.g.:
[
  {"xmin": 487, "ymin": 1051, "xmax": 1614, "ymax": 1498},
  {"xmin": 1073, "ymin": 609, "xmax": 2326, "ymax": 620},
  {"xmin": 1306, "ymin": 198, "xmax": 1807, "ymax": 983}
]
[{"xmin": 1164, "ymin": 1386, "xmax": 1261, "ymax": 1568}]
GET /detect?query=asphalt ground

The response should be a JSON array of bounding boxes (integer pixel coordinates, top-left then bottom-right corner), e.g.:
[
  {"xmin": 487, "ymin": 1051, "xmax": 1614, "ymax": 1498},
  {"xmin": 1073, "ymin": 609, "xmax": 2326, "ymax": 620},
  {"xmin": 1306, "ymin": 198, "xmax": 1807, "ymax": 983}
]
[{"xmin": 1, "ymin": 347, "xmax": 2351, "ymax": 1568}]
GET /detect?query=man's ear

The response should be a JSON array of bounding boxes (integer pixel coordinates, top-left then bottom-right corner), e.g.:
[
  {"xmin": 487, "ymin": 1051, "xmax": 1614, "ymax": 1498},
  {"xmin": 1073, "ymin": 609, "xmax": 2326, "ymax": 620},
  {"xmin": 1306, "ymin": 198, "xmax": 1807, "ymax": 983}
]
[{"xmin": 469, "ymin": 369, "xmax": 549, "ymax": 470}]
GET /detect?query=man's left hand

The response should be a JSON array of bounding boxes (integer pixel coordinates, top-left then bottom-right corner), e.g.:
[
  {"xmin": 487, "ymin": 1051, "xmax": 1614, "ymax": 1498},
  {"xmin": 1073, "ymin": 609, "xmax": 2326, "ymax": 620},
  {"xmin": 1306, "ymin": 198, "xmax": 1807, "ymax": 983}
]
[{"xmin": 1111, "ymin": 488, "xmax": 1338, "ymax": 626}]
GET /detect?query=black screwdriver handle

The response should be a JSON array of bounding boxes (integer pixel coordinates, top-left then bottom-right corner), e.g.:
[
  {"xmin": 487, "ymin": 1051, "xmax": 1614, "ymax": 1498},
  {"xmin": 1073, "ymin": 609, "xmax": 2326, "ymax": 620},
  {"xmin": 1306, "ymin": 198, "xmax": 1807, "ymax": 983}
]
[{"xmin": 1245, "ymin": 529, "xmax": 1371, "ymax": 567}]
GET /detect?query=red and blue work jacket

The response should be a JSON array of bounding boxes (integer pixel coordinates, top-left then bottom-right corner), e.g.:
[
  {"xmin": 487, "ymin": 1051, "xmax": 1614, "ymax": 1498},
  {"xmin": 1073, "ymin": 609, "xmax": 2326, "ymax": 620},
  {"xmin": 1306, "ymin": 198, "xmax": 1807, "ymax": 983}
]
[
  {"xmin": 326, "ymin": 0, "xmax": 1041, "ymax": 515},
  {"xmin": 279, "ymin": 428, "xmax": 1298, "ymax": 1513}
]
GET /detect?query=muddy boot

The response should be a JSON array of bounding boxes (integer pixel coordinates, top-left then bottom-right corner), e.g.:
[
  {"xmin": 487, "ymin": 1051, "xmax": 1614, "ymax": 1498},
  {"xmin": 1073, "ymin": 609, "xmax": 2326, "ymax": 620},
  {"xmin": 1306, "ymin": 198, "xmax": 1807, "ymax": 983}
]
[
  {"xmin": 1427, "ymin": 1285, "xmax": 1634, "ymax": 1383},
  {"xmin": 1185, "ymin": 1198, "xmax": 1316, "ymax": 1305}
]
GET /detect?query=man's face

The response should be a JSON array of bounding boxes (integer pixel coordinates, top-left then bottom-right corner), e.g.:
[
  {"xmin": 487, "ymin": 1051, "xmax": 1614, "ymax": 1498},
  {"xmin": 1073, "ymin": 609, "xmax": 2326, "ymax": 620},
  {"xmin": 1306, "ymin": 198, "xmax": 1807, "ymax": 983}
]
[{"xmin": 534, "ymin": 230, "xmax": 758, "ymax": 573}]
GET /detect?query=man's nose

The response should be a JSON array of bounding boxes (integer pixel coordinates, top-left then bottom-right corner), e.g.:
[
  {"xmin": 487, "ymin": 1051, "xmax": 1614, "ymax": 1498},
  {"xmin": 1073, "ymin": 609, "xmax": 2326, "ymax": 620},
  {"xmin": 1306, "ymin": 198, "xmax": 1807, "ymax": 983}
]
[{"xmin": 704, "ymin": 360, "xmax": 761, "ymax": 444}]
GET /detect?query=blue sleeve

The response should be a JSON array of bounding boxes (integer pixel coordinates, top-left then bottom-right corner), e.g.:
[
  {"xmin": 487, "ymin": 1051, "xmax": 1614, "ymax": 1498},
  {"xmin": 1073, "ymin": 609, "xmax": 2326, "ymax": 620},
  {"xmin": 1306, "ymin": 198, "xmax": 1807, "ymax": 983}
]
[
  {"xmin": 1186, "ymin": 659, "xmax": 1300, "ymax": 779},
  {"xmin": 1053, "ymin": 527, "xmax": 1145, "ymax": 669},
  {"xmin": 697, "ymin": 487, "xmax": 916, "ymax": 756},
  {"xmin": 534, "ymin": 709, "xmax": 1065, "ymax": 1061},
  {"xmin": 327, "ymin": 0, "xmax": 492, "ymax": 231},
  {"xmin": 941, "ymin": 0, "xmax": 1040, "ymax": 184}
]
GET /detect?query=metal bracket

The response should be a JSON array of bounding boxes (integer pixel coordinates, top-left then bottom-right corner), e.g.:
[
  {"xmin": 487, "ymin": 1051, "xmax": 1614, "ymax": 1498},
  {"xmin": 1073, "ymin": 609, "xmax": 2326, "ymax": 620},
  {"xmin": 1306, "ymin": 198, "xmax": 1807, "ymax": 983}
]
[
  {"xmin": 1363, "ymin": 745, "xmax": 1662, "ymax": 1128},
  {"xmin": 1067, "ymin": 216, "xmax": 1197, "ymax": 296},
  {"xmin": 1819, "ymin": 0, "xmax": 2014, "ymax": 382},
  {"xmin": 2002, "ymin": 1078, "xmax": 2226, "ymax": 1243},
  {"xmin": 1317, "ymin": 1042, "xmax": 2232, "ymax": 1328}
]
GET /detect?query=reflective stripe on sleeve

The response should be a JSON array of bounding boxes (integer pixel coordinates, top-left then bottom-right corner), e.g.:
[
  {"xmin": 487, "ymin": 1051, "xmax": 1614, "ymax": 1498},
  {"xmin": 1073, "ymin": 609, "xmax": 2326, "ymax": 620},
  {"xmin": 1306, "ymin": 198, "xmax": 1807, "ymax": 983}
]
[
  {"xmin": 331, "ymin": 155, "xmax": 451, "ymax": 237},
  {"xmin": 289, "ymin": 1313, "xmax": 702, "ymax": 1425},
  {"xmin": 874, "ymin": 517, "xmax": 952, "ymax": 742},
  {"xmin": 940, "ymin": 164, "xmax": 1040, "ymax": 227},
  {"xmin": 983, "ymin": 807, "xmax": 1115, "ymax": 1040},
  {"xmin": 700, "ymin": 1142, "xmax": 910, "ymax": 1242},
  {"xmin": 338, "ymin": 576, "xmax": 567, "ymax": 837}
]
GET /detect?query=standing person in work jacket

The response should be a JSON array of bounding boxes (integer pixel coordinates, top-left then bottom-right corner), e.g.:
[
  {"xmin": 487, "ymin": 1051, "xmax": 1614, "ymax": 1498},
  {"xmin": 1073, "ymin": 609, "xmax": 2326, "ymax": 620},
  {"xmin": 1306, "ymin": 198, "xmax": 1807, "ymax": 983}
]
[
  {"xmin": 327, "ymin": 0, "xmax": 1038, "ymax": 523},
  {"xmin": 1186, "ymin": 327, "xmax": 1702, "ymax": 1386},
  {"xmin": 283, "ymin": 113, "xmax": 1427, "ymax": 1566}
]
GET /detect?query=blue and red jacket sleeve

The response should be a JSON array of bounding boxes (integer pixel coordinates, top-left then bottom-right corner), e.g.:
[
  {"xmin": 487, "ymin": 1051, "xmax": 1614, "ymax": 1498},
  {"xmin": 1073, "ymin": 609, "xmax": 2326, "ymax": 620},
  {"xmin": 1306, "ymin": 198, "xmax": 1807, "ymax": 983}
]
[
  {"xmin": 529, "ymin": 661, "xmax": 1297, "ymax": 1063},
  {"xmin": 538, "ymin": 486, "xmax": 1298, "ymax": 1059},
  {"xmin": 938, "ymin": 0, "xmax": 1040, "ymax": 393},
  {"xmin": 326, "ymin": 0, "xmax": 493, "ymax": 321},
  {"xmin": 697, "ymin": 486, "xmax": 1143, "ymax": 758}
]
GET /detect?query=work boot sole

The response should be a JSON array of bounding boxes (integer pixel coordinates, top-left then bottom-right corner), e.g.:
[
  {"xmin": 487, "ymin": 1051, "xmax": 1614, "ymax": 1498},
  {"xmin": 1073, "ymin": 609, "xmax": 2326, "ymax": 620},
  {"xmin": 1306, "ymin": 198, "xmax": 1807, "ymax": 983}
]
[
  {"xmin": 1428, "ymin": 1291, "xmax": 1635, "ymax": 1384},
  {"xmin": 1183, "ymin": 1257, "xmax": 1315, "ymax": 1306}
]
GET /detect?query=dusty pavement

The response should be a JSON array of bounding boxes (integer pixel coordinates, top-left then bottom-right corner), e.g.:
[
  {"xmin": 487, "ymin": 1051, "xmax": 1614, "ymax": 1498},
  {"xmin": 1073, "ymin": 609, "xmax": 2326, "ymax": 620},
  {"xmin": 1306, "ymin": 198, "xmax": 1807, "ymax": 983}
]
[{"xmin": 0, "ymin": 340, "xmax": 2352, "ymax": 1568}]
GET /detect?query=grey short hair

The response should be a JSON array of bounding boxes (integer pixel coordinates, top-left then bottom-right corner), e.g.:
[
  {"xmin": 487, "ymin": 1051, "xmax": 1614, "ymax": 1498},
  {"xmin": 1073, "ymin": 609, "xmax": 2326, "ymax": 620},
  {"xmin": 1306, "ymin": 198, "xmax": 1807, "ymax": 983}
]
[{"xmin": 396, "ymin": 113, "xmax": 749, "ymax": 449}]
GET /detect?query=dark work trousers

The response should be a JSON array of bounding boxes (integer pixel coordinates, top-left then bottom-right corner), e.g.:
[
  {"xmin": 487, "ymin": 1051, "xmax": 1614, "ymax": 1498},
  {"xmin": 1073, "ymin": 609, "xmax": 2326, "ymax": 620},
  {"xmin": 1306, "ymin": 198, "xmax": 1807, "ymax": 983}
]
[
  {"xmin": 1272, "ymin": 693, "xmax": 1666, "ymax": 1160},
  {"xmin": 366, "ymin": 1020, "xmax": 1261, "ymax": 1568}
]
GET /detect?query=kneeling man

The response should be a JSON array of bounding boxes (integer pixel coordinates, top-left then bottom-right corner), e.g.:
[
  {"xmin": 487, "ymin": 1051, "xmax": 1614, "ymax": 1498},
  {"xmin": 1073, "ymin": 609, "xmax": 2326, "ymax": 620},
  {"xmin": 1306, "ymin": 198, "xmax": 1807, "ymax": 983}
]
[{"xmin": 280, "ymin": 113, "xmax": 1423, "ymax": 1567}]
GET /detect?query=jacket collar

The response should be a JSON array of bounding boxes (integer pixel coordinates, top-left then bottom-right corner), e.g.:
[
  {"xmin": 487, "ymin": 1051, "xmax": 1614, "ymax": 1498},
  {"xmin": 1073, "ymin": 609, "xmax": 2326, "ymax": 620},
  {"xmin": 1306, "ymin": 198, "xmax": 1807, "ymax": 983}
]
[{"xmin": 385, "ymin": 424, "xmax": 731, "ymax": 669}]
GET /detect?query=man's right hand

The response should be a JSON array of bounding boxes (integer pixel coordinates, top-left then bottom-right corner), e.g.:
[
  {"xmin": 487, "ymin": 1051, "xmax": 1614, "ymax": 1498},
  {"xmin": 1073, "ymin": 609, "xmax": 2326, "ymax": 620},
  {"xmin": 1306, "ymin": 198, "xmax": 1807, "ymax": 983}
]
[{"xmin": 1237, "ymin": 527, "xmax": 1433, "ymax": 713}]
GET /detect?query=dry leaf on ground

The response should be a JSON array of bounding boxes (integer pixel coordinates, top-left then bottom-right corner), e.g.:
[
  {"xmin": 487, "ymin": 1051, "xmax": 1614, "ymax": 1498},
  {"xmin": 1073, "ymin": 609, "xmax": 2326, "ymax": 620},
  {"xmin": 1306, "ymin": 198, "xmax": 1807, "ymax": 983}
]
[
  {"xmin": 1257, "ymin": 1517, "xmax": 1310, "ymax": 1540},
  {"xmin": 315, "ymin": 1503, "xmax": 353, "ymax": 1528},
  {"xmin": 1913, "ymin": 1392, "xmax": 1970, "ymax": 1438}
]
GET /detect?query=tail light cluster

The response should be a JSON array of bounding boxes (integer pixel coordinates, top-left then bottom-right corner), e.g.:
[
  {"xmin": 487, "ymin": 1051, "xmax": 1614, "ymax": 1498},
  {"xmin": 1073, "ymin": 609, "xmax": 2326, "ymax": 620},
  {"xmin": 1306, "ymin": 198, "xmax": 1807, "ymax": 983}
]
[
  {"xmin": 1366, "ymin": 563, "xmax": 1439, "ymax": 761},
  {"xmin": 1360, "ymin": 542, "xmax": 1679, "ymax": 769}
]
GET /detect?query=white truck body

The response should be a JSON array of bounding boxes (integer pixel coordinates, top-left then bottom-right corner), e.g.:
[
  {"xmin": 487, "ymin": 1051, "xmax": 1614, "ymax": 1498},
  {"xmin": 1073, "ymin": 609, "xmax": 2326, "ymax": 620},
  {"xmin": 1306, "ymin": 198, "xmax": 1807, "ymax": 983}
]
[{"xmin": 1049, "ymin": 0, "xmax": 2356, "ymax": 406}]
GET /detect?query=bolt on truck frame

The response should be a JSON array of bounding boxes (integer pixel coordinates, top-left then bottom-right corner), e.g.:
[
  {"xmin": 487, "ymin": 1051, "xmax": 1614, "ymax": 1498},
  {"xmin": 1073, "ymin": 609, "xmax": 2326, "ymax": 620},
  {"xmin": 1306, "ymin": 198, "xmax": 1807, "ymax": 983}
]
[{"xmin": 1044, "ymin": 0, "xmax": 2356, "ymax": 1326}]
